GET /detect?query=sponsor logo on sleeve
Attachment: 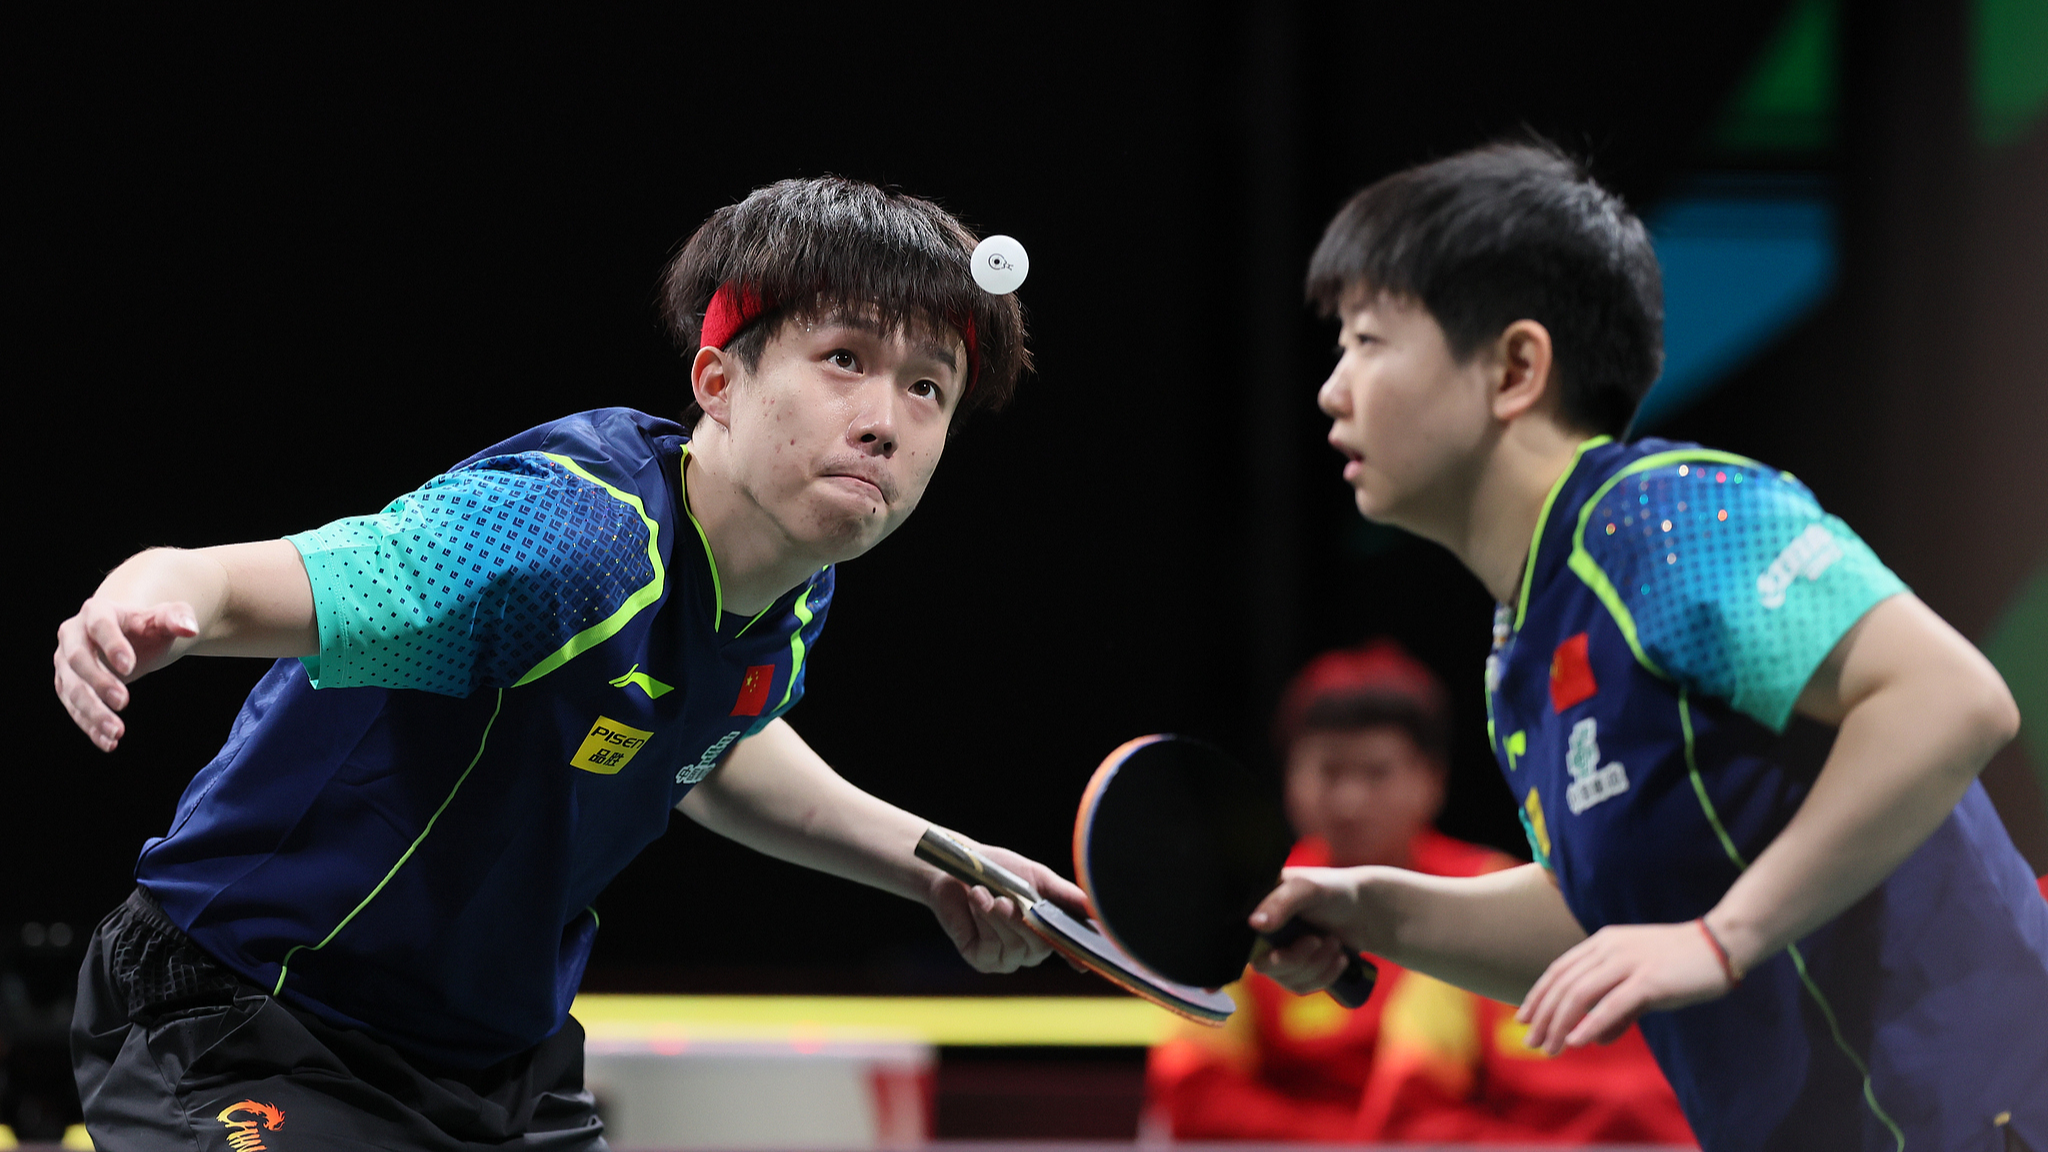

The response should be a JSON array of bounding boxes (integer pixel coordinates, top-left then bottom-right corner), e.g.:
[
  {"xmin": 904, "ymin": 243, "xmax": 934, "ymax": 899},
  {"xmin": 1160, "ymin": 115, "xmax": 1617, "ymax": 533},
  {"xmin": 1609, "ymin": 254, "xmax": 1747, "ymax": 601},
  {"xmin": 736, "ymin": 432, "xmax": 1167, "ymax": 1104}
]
[
  {"xmin": 679, "ymin": 729, "xmax": 744, "ymax": 784},
  {"xmin": 571, "ymin": 716, "xmax": 655, "ymax": 775},
  {"xmin": 1757, "ymin": 524, "xmax": 1844, "ymax": 609},
  {"xmin": 216, "ymin": 1101, "xmax": 285, "ymax": 1150},
  {"xmin": 1548, "ymin": 632, "xmax": 1598, "ymax": 712},
  {"xmin": 1564, "ymin": 717, "xmax": 1630, "ymax": 814}
]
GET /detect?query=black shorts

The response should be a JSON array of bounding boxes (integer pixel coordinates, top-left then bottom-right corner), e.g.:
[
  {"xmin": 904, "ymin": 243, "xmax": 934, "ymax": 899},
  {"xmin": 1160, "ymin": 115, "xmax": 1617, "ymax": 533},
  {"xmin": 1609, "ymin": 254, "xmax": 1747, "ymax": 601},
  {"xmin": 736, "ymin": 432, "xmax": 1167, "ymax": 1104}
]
[{"xmin": 72, "ymin": 889, "xmax": 606, "ymax": 1151}]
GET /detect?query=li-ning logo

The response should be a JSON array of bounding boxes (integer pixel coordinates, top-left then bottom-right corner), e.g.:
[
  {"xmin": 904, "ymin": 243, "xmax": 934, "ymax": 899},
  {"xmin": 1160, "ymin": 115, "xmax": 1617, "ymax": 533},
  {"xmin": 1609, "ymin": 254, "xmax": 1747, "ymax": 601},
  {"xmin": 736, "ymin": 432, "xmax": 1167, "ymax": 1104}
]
[
  {"xmin": 1564, "ymin": 718, "xmax": 1630, "ymax": 815},
  {"xmin": 1757, "ymin": 524, "xmax": 1844, "ymax": 609},
  {"xmin": 216, "ymin": 1100, "xmax": 285, "ymax": 1150},
  {"xmin": 609, "ymin": 663, "xmax": 674, "ymax": 699},
  {"xmin": 679, "ymin": 729, "xmax": 743, "ymax": 784}
]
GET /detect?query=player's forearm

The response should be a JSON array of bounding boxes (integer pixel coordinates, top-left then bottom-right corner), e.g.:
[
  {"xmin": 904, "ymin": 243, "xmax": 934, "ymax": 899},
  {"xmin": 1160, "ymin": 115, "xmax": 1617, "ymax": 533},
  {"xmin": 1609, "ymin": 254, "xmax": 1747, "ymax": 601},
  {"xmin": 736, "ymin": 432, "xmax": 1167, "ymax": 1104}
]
[
  {"xmin": 1360, "ymin": 863, "xmax": 1587, "ymax": 1004},
  {"xmin": 92, "ymin": 548, "xmax": 234, "ymax": 666},
  {"xmin": 1704, "ymin": 667, "xmax": 2016, "ymax": 977},
  {"xmin": 97, "ymin": 543, "xmax": 315, "ymax": 658},
  {"xmin": 677, "ymin": 719, "xmax": 938, "ymax": 904}
]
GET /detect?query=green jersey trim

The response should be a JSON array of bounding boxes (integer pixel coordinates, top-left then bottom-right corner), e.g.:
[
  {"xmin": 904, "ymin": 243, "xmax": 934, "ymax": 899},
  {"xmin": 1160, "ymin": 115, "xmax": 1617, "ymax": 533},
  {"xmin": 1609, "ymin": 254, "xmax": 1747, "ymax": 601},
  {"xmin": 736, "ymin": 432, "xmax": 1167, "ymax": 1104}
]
[
  {"xmin": 1677, "ymin": 691, "xmax": 1905, "ymax": 1150},
  {"xmin": 1564, "ymin": 448, "xmax": 1763, "ymax": 680},
  {"xmin": 274, "ymin": 688, "xmax": 505, "ymax": 996},
  {"xmin": 1515, "ymin": 436, "xmax": 1613, "ymax": 630},
  {"xmin": 509, "ymin": 453, "xmax": 667, "ymax": 688},
  {"xmin": 777, "ymin": 583, "xmax": 818, "ymax": 712},
  {"xmin": 677, "ymin": 445, "xmax": 725, "ymax": 624}
]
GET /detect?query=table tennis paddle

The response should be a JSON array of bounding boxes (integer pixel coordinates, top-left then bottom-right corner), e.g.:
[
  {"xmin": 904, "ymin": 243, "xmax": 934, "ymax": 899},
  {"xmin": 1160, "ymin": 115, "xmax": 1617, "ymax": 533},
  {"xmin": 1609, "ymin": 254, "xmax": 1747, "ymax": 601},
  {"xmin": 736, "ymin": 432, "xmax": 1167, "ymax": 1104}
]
[
  {"xmin": 1073, "ymin": 734, "xmax": 1376, "ymax": 1008},
  {"xmin": 914, "ymin": 828, "xmax": 1236, "ymax": 1025}
]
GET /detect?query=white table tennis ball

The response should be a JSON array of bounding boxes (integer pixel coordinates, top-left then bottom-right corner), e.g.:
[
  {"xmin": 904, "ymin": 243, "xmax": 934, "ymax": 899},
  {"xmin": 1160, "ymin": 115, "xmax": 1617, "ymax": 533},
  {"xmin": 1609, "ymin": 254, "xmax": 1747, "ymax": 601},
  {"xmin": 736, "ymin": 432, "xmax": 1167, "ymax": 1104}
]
[{"xmin": 971, "ymin": 235, "xmax": 1029, "ymax": 294}]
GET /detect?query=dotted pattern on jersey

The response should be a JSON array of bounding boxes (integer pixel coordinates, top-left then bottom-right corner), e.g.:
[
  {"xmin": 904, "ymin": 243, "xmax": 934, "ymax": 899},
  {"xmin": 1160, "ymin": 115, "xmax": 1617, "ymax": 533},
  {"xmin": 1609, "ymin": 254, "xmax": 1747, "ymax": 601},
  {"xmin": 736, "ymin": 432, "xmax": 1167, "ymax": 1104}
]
[
  {"xmin": 287, "ymin": 454, "xmax": 657, "ymax": 697},
  {"xmin": 106, "ymin": 897, "xmax": 245, "ymax": 1021},
  {"xmin": 1575, "ymin": 459, "xmax": 1905, "ymax": 732}
]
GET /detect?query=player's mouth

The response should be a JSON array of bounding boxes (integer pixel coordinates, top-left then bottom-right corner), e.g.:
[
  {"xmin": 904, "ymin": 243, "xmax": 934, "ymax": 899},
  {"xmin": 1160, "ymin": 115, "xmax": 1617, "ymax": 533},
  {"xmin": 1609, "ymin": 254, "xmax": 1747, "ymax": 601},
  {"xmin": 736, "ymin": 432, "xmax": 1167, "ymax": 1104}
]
[
  {"xmin": 1330, "ymin": 437, "xmax": 1364, "ymax": 483},
  {"xmin": 820, "ymin": 465, "xmax": 893, "ymax": 505}
]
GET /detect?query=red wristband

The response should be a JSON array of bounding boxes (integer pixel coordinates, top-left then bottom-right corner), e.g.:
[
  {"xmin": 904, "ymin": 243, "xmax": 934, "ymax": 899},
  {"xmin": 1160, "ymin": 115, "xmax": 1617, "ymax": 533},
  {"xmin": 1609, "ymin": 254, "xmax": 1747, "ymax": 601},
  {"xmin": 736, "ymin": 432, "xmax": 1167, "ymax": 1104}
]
[{"xmin": 1696, "ymin": 918, "xmax": 1741, "ymax": 987}]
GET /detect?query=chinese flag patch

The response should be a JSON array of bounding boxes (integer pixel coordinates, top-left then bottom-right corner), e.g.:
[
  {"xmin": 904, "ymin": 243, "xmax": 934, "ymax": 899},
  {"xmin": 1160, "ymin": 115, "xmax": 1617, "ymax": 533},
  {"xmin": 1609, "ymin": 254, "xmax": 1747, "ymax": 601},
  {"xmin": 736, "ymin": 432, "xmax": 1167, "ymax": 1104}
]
[
  {"xmin": 731, "ymin": 665, "xmax": 774, "ymax": 717},
  {"xmin": 1549, "ymin": 633, "xmax": 1597, "ymax": 713}
]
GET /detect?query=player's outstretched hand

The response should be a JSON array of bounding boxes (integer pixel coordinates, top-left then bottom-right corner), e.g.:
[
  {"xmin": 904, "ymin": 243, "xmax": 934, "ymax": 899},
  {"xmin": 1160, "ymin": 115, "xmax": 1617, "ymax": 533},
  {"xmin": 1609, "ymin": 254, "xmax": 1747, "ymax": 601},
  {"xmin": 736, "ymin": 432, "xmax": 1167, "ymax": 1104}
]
[
  {"xmin": 1247, "ymin": 866, "xmax": 1371, "ymax": 995},
  {"xmin": 928, "ymin": 844, "xmax": 1090, "ymax": 974},
  {"xmin": 1516, "ymin": 921, "xmax": 1734, "ymax": 1055},
  {"xmin": 53, "ymin": 598, "xmax": 200, "ymax": 752}
]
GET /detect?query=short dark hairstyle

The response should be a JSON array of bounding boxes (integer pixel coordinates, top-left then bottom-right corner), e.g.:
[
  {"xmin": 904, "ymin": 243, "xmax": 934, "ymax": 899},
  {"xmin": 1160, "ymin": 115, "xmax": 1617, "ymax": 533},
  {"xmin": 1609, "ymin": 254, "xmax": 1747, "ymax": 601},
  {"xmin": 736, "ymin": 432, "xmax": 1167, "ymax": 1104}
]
[
  {"xmin": 661, "ymin": 176, "xmax": 1030, "ymax": 430},
  {"xmin": 1306, "ymin": 141, "xmax": 1663, "ymax": 437}
]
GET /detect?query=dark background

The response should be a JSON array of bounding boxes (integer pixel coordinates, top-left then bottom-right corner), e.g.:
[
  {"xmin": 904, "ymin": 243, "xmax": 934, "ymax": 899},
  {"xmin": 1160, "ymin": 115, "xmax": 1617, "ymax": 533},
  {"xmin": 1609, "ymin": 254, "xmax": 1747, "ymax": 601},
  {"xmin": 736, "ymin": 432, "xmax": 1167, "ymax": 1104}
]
[{"xmin": 16, "ymin": 0, "xmax": 2044, "ymax": 1012}]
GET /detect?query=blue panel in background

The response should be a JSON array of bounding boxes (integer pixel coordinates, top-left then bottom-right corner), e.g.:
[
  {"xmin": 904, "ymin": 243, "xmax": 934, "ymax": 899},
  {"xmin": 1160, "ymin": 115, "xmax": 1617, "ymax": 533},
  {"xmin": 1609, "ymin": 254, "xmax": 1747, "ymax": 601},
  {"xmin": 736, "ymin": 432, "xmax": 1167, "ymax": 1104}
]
[{"xmin": 1630, "ymin": 180, "xmax": 1836, "ymax": 433}]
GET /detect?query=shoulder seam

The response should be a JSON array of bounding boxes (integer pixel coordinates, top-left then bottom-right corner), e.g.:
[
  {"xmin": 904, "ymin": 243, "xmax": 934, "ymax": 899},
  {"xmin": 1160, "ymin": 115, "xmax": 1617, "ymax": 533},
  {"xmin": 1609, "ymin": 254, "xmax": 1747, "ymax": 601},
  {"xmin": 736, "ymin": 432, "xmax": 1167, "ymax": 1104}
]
[
  {"xmin": 508, "ymin": 452, "xmax": 666, "ymax": 688},
  {"xmin": 1561, "ymin": 450, "xmax": 1784, "ymax": 684},
  {"xmin": 1559, "ymin": 450, "xmax": 1757, "ymax": 681}
]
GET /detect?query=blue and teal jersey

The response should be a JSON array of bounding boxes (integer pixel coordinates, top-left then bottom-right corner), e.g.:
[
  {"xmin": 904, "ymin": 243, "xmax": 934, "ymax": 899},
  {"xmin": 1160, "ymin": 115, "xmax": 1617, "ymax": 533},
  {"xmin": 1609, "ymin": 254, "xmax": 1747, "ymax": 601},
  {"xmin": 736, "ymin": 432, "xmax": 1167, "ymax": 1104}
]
[
  {"xmin": 1486, "ymin": 436, "xmax": 2048, "ymax": 1151},
  {"xmin": 134, "ymin": 408, "xmax": 833, "ymax": 1068}
]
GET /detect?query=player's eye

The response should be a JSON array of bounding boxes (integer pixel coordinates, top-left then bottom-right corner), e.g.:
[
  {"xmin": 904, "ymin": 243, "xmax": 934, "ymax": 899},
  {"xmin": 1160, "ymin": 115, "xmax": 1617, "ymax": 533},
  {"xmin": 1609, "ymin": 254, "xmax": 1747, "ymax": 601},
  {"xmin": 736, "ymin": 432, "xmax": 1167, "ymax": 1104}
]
[
  {"xmin": 908, "ymin": 379, "xmax": 944, "ymax": 404},
  {"xmin": 827, "ymin": 349, "xmax": 859, "ymax": 371}
]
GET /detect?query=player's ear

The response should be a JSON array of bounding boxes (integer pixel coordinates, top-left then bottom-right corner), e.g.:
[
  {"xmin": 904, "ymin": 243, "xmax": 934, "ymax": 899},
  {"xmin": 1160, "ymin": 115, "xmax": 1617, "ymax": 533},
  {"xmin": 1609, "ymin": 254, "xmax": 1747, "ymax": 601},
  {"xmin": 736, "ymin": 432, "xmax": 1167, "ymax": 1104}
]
[
  {"xmin": 690, "ymin": 346, "xmax": 738, "ymax": 431},
  {"xmin": 1489, "ymin": 319, "xmax": 1556, "ymax": 422}
]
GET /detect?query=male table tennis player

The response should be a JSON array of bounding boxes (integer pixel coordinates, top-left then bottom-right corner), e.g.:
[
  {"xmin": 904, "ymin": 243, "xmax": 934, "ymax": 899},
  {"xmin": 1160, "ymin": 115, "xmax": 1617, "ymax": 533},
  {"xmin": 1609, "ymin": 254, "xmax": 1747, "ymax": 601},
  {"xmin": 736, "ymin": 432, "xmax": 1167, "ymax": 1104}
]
[
  {"xmin": 1149, "ymin": 639, "xmax": 1690, "ymax": 1143},
  {"xmin": 51, "ymin": 176, "xmax": 1086, "ymax": 1149},
  {"xmin": 1249, "ymin": 142, "xmax": 2048, "ymax": 1151}
]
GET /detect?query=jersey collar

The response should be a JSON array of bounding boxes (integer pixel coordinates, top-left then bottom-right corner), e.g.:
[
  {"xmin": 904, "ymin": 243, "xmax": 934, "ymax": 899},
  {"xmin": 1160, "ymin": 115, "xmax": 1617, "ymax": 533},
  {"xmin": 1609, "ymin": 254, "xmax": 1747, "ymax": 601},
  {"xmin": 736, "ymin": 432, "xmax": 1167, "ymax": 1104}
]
[
  {"xmin": 1513, "ymin": 435, "xmax": 1614, "ymax": 630},
  {"xmin": 676, "ymin": 444, "xmax": 779, "ymax": 638}
]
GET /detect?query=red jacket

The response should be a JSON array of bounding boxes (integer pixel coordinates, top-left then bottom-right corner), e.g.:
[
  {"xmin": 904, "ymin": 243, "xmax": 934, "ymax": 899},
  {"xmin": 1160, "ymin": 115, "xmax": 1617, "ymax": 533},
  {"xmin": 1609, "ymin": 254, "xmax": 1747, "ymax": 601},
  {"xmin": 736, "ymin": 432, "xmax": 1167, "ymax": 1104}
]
[{"xmin": 1146, "ymin": 830, "xmax": 1695, "ymax": 1144}]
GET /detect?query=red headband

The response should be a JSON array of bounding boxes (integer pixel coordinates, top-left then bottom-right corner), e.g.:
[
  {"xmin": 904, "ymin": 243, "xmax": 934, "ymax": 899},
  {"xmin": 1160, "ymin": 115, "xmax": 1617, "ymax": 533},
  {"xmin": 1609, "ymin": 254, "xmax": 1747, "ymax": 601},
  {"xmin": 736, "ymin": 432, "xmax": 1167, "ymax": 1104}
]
[{"xmin": 699, "ymin": 283, "xmax": 979, "ymax": 392}]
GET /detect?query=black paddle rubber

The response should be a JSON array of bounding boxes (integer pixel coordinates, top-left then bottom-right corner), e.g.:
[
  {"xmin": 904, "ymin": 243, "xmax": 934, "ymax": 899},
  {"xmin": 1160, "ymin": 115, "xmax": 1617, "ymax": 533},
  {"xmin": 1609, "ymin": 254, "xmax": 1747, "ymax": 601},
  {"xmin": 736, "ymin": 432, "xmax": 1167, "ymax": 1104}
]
[
  {"xmin": 914, "ymin": 828, "xmax": 1236, "ymax": 1024},
  {"xmin": 1075, "ymin": 735, "xmax": 1377, "ymax": 1006}
]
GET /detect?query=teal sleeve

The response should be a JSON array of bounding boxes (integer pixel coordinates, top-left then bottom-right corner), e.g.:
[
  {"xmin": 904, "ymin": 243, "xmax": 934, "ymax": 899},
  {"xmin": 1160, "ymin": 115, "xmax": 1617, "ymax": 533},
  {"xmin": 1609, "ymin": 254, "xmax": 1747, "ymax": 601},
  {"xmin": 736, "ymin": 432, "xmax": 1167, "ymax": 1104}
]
[
  {"xmin": 286, "ymin": 453, "xmax": 659, "ymax": 696},
  {"xmin": 1573, "ymin": 457, "xmax": 1907, "ymax": 732}
]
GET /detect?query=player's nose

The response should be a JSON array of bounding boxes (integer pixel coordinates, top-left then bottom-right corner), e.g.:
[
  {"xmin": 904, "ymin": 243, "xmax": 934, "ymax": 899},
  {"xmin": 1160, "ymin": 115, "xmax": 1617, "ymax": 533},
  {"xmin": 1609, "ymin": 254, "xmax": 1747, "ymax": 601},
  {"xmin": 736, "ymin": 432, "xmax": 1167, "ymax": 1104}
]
[
  {"xmin": 1317, "ymin": 371, "xmax": 1348, "ymax": 419},
  {"xmin": 851, "ymin": 383, "xmax": 898, "ymax": 456}
]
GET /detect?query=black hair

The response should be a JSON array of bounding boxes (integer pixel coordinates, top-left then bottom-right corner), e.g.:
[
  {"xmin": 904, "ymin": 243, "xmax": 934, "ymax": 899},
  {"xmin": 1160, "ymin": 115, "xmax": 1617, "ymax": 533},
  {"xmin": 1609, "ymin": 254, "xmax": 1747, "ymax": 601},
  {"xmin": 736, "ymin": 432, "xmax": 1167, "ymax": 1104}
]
[
  {"xmin": 661, "ymin": 176, "xmax": 1030, "ymax": 429},
  {"xmin": 1305, "ymin": 141, "xmax": 1662, "ymax": 437},
  {"xmin": 1295, "ymin": 692, "xmax": 1451, "ymax": 767}
]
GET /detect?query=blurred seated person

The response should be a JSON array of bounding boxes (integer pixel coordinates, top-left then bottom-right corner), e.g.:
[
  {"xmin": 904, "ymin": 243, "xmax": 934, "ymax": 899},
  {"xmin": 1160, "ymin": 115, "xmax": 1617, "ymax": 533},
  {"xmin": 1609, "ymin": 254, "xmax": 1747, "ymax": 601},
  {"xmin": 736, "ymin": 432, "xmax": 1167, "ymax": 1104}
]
[{"xmin": 1146, "ymin": 640, "xmax": 1694, "ymax": 1143}]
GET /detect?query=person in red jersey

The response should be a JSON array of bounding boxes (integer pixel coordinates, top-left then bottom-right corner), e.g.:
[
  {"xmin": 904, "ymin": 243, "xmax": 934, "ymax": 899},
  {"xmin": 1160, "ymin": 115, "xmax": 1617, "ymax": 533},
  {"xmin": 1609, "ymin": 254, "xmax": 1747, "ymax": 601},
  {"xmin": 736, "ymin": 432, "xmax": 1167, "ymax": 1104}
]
[{"xmin": 1147, "ymin": 640, "xmax": 1693, "ymax": 1144}]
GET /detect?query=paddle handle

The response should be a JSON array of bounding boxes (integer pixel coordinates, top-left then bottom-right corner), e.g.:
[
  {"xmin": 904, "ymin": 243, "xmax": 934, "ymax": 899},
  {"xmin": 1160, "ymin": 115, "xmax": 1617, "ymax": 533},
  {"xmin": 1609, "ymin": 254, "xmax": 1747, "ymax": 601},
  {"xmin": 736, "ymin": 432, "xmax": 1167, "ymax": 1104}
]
[
  {"xmin": 1263, "ymin": 917, "xmax": 1378, "ymax": 1009},
  {"xmin": 916, "ymin": 828, "xmax": 1043, "ymax": 904}
]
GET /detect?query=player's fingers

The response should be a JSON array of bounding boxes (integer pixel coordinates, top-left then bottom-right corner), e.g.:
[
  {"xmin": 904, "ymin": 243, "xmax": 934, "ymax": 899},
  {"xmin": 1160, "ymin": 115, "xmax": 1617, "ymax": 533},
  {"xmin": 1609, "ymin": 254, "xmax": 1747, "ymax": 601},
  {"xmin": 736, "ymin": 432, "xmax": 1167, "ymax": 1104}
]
[
  {"xmin": 928, "ymin": 881, "xmax": 980, "ymax": 952},
  {"xmin": 148, "ymin": 601, "xmax": 202, "ymax": 638},
  {"xmin": 1034, "ymin": 870, "xmax": 1089, "ymax": 919},
  {"xmin": 65, "ymin": 636, "xmax": 133, "ymax": 710},
  {"xmin": 1520, "ymin": 931, "xmax": 1610, "ymax": 1023},
  {"xmin": 1251, "ymin": 931, "xmax": 1345, "ymax": 995},
  {"xmin": 54, "ymin": 646, "xmax": 127, "ymax": 752},
  {"xmin": 1537, "ymin": 960, "xmax": 1626, "ymax": 1056},
  {"xmin": 1520, "ymin": 942, "xmax": 1606, "ymax": 1048},
  {"xmin": 1516, "ymin": 941, "xmax": 1580, "ymax": 1027},
  {"xmin": 950, "ymin": 888, "xmax": 1036, "ymax": 973},
  {"xmin": 1569, "ymin": 987, "xmax": 1645, "ymax": 1049},
  {"xmin": 82, "ymin": 605, "xmax": 140, "ymax": 679},
  {"xmin": 54, "ymin": 664, "xmax": 125, "ymax": 752},
  {"xmin": 986, "ymin": 898, "xmax": 1051, "ymax": 971},
  {"xmin": 975, "ymin": 894, "xmax": 1025, "ymax": 959},
  {"xmin": 1248, "ymin": 872, "xmax": 1329, "ymax": 935},
  {"xmin": 58, "ymin": 619, "xmax": 133, "ymax": 713}
]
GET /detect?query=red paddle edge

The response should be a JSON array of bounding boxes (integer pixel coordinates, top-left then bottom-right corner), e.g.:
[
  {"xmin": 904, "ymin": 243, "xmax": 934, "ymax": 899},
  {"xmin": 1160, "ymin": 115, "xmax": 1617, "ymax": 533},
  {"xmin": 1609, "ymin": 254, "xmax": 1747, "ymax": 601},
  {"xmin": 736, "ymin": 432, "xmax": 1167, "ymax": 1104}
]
[{"xmin": 1071, "ymin": 733, "xmax": 1178, "ymax": 983}]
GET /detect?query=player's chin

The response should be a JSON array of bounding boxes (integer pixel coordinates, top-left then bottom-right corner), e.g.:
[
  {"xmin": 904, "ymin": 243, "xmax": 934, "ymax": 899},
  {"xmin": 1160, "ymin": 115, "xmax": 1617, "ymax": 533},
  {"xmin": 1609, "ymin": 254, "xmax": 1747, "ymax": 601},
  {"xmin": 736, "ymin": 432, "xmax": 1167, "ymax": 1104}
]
[{"xmin": 799, "ymin": 507, "xmax": 902, "ymax": 563}]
